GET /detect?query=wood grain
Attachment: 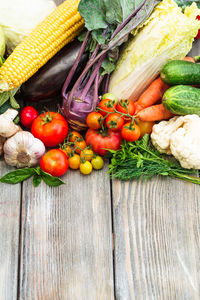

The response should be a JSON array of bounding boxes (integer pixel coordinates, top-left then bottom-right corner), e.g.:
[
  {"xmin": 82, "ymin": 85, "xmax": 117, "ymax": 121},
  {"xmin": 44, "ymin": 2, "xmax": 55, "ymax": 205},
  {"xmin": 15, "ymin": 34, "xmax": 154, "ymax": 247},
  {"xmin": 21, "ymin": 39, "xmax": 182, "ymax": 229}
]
[
  {"xmin": 0, "ymin": 159, "xmax": 21, "ymax": 300},
  {"xmin": 112, "ymin": 41, "xmax": 200, "ymax": 300},
  {"xmin": 19, "ymin": 166, "xmax": 114, "ymax": 300}
]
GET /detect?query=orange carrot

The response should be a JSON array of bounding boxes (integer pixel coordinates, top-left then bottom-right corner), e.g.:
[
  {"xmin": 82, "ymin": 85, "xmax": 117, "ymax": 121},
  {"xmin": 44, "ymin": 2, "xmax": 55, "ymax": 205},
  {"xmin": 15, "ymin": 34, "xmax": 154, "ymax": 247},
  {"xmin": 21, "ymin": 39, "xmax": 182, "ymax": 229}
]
[
  {"xmin": 134, "ymin": 77, "xmax": 169, "ymax": 114},
  {"xmin": 183, "ymin": 56, "xmax": 195, "ymax": 62},
  {"xmin": 136, "ymin": 104, "xmax": 174, "ymax": 122}
]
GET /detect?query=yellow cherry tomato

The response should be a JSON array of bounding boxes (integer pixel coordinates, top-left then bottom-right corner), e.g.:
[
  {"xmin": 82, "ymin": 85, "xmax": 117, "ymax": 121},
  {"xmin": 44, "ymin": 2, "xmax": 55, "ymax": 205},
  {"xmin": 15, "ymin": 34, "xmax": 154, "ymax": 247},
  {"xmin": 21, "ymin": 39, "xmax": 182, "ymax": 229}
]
[
  {"xmin": 68, "ymin": 154, "xmax": 81, "ymax": 170},
  {"xmin": 91, "ymin": 156, "xmax": 104, "ymax": 170},
  {"xmin": 80, "ymin": 149, "xmax": 94, "ymax": 161},
  {"xmin": 80, "ymin": 161, "xmax": 93, "ymax": 175}
]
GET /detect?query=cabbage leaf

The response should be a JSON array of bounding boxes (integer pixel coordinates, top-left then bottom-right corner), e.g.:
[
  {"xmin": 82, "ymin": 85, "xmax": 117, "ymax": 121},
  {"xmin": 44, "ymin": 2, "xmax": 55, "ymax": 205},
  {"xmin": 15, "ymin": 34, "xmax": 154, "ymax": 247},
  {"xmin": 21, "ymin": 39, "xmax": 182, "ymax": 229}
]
[{"xmin": 109, "ymin": 0, "xmax": 200, "ymax": 101}]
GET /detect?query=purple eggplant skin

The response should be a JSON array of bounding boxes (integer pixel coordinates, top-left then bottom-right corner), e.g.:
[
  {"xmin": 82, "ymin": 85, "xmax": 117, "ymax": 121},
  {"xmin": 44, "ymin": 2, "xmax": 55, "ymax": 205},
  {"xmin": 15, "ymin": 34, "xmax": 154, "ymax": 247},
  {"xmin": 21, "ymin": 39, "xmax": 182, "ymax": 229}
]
[{"xmin": 21, "ymin": 40, "xmax": 87, "ymax": 103}]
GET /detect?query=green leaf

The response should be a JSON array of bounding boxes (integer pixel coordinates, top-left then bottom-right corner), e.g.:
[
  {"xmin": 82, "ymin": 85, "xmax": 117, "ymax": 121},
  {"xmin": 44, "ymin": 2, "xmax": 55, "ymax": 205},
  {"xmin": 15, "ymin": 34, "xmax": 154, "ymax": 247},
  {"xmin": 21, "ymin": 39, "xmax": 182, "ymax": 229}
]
[
  {"xmin": 41, "ymin": 170, "xmax": 65, "ymax": 187},
  {"xmin": 174, "ymin": 0, "xmax": 200, "ymax": 8},
  {"xmin": 101, "ymin": 57, "xmax": 116, "ymax": 75},
  {"xmin": 78, "ymin": 0, "xmax": 107, "ymax": 31},
  {"xmin": 108, "ymin": 0, "xmax": 160, "ymax": 49},
  {"xmin": 33, "ymin": 174, "xmax": 42, "ymax": 187},
  {"xmin": 9, "ymin": 94, "xmax": 20, "ymax": 109},
  {"xmin": 0, "ymin": 168, "xmax": 36, "ymax": 184},
  {"xmin": 0, "ymin": 101, "xmax": 12, "ymax": 114}
]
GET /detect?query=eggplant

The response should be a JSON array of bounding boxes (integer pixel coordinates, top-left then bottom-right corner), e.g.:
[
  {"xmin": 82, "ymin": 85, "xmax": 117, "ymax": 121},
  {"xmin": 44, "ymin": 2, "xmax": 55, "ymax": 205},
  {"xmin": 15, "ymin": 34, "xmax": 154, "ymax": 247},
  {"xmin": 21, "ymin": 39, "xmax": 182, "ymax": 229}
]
[{"xmin": 21, "ymin": 40, "xmax": 87, "ymax": 102}]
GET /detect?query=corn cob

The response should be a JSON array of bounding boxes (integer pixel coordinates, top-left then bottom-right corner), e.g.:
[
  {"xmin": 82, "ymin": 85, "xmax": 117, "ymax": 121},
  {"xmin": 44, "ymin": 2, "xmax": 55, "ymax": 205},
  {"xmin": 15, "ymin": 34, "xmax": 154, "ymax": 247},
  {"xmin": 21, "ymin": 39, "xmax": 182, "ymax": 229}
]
[{"xmin": 0, "ymin": 0, "xmax": 84, "ymax": 91}]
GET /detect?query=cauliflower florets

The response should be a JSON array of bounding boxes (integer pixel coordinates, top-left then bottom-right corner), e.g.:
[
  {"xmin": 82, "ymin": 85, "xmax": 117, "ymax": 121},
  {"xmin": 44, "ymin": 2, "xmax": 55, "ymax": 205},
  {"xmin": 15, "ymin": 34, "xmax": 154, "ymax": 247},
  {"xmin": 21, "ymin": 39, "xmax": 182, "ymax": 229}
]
[
  {"xmin": 150, "ymin": 116, "xmax": 185, "ymax": 154},
  {"xmin": 151, "ymin": 114, "xmax": 200, "ymax": 169}
]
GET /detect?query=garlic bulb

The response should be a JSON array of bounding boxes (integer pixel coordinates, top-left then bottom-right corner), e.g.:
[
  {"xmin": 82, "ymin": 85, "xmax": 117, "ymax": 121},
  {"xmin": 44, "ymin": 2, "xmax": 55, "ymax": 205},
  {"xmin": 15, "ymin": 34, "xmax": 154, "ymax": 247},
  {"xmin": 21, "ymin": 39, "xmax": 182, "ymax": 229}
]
[
  {"xmin": 4, "ymin": 131, "xmax": 45, "ymax": 168},
  {"xmin": 0, "ymin": 136, "xmax": 6, "ymax": 156}
]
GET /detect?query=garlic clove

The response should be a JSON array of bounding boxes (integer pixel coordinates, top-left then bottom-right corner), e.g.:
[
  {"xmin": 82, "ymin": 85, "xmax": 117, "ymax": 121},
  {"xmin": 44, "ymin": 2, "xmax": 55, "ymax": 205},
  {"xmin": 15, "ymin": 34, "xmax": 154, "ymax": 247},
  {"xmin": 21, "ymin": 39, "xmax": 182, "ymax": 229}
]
[
  {"xmin": 0, "ymin": 108, "xmax": 20, "ymax": 138},
  {"xmin": 0, "ymin": 136, "xmax": 6, "ymax": 156}
]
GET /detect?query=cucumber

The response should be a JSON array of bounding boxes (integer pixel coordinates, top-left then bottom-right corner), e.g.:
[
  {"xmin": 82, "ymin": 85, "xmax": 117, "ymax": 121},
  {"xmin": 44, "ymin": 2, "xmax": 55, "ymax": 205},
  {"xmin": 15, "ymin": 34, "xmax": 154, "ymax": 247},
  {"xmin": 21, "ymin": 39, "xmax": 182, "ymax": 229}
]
[
  {"xmin": 162, "ymin": 85, "xmax": 200, "ymax": 116},
  {"xmin": 160, "ymin": 60, "xmax": 200, "ymax": 85}
]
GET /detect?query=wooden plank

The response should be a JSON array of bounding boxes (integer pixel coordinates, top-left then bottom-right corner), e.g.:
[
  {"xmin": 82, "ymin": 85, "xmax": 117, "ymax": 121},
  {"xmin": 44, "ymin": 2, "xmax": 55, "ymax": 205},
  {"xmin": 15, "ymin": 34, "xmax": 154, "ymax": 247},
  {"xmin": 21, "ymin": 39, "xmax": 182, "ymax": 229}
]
[
  {"xmin": 19, "ymin": 166, "xmax": 114, "ymax": 300},
  {"xmin": 112, "ymin": 41, "xmax": 200, "ymax": 300},
  {"xmin": 0, "ymin": 159, "xmax": 21, "ymax": 300}
]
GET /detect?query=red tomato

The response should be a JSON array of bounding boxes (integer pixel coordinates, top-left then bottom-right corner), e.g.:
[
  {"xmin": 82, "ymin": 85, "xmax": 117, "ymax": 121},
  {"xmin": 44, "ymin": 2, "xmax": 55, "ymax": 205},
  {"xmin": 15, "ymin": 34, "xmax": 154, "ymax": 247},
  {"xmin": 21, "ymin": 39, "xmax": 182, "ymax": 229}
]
[
  {"xmin": 40, "ymin": 149, "xmax": 68, "ymax": 177},
  {"xmin": 105, "ymin": 113, "xmax": 124, "ymax": 131},
  {"xmin": 98, "ymin": 99, "xmax": 116, "ymax": 116},
  {"xmin": 85, "ymin": 129, "xmax": 121, "ymax": 156},
  {"xmin": 20, "ymin": 106, "xmax": 39, "ymax": 128},
  {"xmin": 86, "ymin": 112, "xmax": 103, "ymax": 130},
  {"xmin": 31, "ymin": 112, "xmax": 68, "ymax": 147},
  {"xmin": 196, "ymin": 16, "xmax": 200, "ymax": 39},
  {"xmin": 116, "ymin": 99, "xmax": 135, "ymax": 121},
  {"xmin": 121, "ymin": 122, "xmax": 140, "ymax": 142}
]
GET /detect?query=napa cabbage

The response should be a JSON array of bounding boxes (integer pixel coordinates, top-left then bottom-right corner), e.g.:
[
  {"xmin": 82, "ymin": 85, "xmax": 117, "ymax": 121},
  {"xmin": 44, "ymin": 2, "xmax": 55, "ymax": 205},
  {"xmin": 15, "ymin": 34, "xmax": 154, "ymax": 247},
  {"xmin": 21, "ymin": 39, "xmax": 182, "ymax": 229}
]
[{"xmin": 109, "ymin": 0, "xmax": 200, "ymax": 101}]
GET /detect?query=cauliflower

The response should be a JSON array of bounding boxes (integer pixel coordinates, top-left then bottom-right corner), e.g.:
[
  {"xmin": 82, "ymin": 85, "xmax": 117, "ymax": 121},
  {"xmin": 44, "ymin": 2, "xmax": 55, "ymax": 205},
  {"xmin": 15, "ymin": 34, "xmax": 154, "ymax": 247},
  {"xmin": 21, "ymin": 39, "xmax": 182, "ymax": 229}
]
[{"xmin": 151, "ymin": 114, "xmax": 200, "ymax": 169}]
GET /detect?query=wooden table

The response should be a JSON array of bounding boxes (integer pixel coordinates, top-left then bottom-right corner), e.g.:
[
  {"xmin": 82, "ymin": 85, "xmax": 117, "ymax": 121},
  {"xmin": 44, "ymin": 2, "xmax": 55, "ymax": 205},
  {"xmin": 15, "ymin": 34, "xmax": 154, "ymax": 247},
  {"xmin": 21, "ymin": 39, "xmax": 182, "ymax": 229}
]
[{"xmin": 0, "ymin": 1, "xmax": 200, "ymax": 298}]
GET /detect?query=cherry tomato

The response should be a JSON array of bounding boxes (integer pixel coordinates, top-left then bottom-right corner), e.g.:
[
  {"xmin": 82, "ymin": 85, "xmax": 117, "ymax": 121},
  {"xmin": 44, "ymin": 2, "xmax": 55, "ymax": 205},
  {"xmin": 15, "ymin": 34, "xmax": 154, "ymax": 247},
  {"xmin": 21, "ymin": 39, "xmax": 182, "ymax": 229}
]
[
  {"xmin": 86, "ymin": 112, "xmax": 103, "ymax": 130},
  {"xmin": 136, "ymin": 119, "xmax": 155, "ymax": 138},
  {"xmin": 98, "ymin": 99, "xmax": 116, "ymax": 117},
  {"xmin": 121, "ymin": 122, "xmax": 140, "ymax": 142},
  {"xmin": 80, "ymin": 149, "xmax": 94, "ymax": 161},
  {"xmin": 74, "ymin": 139, "xmax": 87, "ymax": 154},
  {"xmin": 105, "ymin": 113, "xmax": 124, "ymax": 131},
  {"xmin": 69, "ymin": 131, "xmax": 82, "ymax": 142},
  {"xmin": 196, "ymin": 16, "xmax": 200, "ymax": 39},
  {"xmin": 91, "ymin": 156, "xmax": 104, "ymax": 170},
  {"xmin": 116, "ymin": 99, "xmax": 136, "ymax": 121},
  {"xmin": 31, "ymin": 112, "xmax": 68, "ymax": 147},
  {"xmin": 80, "ymin": 161, "xmax": 93, "ymax": 175},
  {"xmin": 40, "ymin": 149, "xmax": 68, "ymax": 177},
  {"xmin": 20, "ymin": 106, "xmax": 39, "ymax": 128},
  {"xmin": 102, "ymin": 93, "xmax": 118, "ymax": 104},
  {"xmin": 68, "ymin": 154, "xmax": 81, "ymax": 169},
  {"xmin": 60, "ymin": 145, "xmax": 72, "ymax": 158},
  {"xmin": 85, "ymin": 129, "xmax": 121, "ymax": 156}
]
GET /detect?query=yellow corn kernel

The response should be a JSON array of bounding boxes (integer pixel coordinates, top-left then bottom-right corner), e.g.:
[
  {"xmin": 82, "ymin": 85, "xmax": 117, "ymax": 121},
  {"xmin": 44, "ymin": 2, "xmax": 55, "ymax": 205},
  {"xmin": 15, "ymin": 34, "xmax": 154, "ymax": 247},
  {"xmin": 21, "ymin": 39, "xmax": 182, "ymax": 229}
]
[{"xmin": 0, "ymin": 0, "xmax": 84, "ymax": 91}]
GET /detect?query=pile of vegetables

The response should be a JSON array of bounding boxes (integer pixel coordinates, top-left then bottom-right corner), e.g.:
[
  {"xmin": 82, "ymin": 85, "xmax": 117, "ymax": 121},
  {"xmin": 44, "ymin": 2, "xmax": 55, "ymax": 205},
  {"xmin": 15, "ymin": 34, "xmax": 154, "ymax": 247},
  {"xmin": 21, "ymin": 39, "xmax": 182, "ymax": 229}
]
[{"xmin": 0, "ymin": 0, "xmax": 200, "ymax": 188}]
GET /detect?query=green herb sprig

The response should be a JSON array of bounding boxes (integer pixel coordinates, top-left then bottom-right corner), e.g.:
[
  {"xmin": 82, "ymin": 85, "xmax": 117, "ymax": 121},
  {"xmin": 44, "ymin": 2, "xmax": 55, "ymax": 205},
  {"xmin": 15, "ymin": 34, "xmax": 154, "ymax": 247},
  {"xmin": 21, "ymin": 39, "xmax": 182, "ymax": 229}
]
[{"xmin": 109, "ymin": 134, "xmax": 200, "ymax": 184}]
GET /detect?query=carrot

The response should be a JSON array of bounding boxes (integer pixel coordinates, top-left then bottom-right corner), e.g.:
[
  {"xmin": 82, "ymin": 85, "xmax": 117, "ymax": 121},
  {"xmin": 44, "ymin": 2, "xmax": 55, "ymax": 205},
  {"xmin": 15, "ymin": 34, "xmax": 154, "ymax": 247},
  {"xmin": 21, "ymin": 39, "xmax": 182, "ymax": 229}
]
[
  {"xmin": 183, "ymin": 56, "xmax": 195, "ymax": 62},
  {"xmin": 136, "ymin": 104, "xmax": 174, "ymax": 122},
  {"xmin": 134, "ymin": 77, "xmax": 169, "ymax": 114}
]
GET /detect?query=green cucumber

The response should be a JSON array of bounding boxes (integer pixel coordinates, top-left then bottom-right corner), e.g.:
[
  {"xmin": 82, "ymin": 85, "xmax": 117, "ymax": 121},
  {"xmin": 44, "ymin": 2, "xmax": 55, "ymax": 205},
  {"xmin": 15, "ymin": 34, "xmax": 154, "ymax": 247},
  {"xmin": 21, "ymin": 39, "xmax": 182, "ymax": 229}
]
[
  {"xmin": 160, "ymin": 60, "xmax": 200, "ymax": 85},
  {"xmin": 162, "ymin": 85, "xmax": 200, "ymax": 116}
]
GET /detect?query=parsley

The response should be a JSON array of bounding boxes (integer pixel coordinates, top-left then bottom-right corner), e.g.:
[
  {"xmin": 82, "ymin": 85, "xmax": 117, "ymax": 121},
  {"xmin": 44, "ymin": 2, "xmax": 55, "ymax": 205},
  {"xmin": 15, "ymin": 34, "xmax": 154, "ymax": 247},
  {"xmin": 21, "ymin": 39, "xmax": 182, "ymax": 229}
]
[{"xmin": 109, "ymin": 134, "xmax": 200, "ymax": 184}]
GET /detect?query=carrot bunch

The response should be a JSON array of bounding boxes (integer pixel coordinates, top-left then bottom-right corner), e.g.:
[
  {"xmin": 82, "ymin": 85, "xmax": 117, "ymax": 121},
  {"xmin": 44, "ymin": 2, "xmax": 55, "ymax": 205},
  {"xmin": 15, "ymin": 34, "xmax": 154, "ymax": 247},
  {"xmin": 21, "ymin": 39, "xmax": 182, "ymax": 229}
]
[{"xmin": 134, "ymin": 56, "xmax": 194, "ymax": 122}]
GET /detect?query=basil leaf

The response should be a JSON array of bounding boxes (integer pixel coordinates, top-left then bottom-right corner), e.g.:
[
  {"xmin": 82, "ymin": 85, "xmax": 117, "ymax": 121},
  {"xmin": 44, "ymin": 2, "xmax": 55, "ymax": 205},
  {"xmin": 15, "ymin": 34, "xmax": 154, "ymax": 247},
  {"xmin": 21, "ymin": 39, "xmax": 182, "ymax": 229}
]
[
  {"xmin": 0, "ymin": 168, "xmax": 36, "ymax": 184},
  {"xmin": 41, "ymin": 171, "xmax": 65, "ymax": 187},
  {"xmin": 33, "ymin": 174, "xmax": 42, "ymax": 187}
]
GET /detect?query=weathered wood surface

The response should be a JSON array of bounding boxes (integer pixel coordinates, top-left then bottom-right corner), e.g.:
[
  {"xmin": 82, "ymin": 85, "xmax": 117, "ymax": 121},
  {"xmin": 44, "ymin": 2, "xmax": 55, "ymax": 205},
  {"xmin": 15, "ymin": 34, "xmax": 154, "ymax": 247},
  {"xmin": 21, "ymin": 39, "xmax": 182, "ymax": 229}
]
[
  {"xmin": 112, "ymin": 41, "xmax": 200, "ymax": 300},
  {"xmin": 0, "ymin": 159, "xmax": 21, "ymax": 300},
  {"xmin": 19, "ymin": 167, "xmax": 114, "ymax": 300}
]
